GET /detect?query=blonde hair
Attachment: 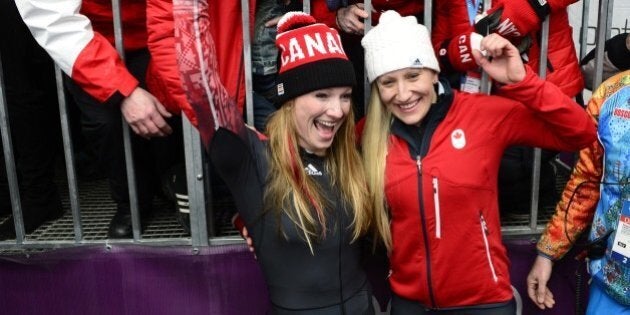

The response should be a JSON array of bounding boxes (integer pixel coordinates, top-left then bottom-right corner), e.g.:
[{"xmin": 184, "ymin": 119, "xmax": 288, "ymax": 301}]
[
  {"xmin": 264, "ymin": 100, "xmax": 373, "ymax": 253},
  {"xmin": 361, "ymin": 85, "xmax": 393, "ymax": 251}
]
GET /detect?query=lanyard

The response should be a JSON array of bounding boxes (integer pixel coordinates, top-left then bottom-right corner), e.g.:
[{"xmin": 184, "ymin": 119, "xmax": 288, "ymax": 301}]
[{"xmin": 466, "ymin": 0, "xmax": 482, "ymax": 25}]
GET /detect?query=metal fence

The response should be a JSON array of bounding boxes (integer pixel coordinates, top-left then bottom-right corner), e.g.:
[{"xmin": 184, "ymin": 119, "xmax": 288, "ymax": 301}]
[{"xmin": 0, "ymin": 0, "xmax": 617, "ymax": 251}]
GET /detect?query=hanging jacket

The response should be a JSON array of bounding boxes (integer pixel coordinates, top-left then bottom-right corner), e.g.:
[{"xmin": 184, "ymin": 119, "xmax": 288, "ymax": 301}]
[
  {"xmin": 383, "ymin": 67, "xmax": 596, "ymax": 309},
  {"xmin": 146, "ymin": 0, "xmax": 256, "ymax": 123},
  {"xmin": 145, "ymin": 0, "xmax": 196, "ymax": 125}
]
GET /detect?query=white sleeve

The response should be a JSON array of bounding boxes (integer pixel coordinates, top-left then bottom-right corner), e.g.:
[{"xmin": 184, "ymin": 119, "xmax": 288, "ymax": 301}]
[{"xmin": 14, "ymin": 0, "xmax": 94, "ymax": 75}]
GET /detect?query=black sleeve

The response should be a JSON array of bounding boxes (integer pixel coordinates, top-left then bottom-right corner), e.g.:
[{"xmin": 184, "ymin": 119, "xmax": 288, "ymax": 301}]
[{"xmin": 209, "ymin": 128, "xmax": 266, "ymax": 225}]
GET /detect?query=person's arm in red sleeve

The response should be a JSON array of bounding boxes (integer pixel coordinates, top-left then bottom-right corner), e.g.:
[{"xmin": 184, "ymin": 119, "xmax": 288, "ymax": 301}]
[
  {"xmin": 15, "ymin": 0, "xmax": 137, "ymax": 103},
  {"xmin": 16, "ymin": 0, "xmax": 174, "ymax": 138},
  {"xmin": 482, "ymin": 0, "xmax": 577, "ymax": 38},
  {"xmin": 473, "ymin": 34, "xmax": 596, "ymax": 152},
  {"xmin": 432, "ymin": 0, "xmax": 481, "ymax": 73}
]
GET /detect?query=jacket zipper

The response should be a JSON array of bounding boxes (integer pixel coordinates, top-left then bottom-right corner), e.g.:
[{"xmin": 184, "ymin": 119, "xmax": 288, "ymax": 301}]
[
  {"xmin": 479, "ymin": 213, "xmax": 498, "ymax": 283},
  {"xmin": 417, "ymin": 155, "xmax": 437, "ymax": 308},
  {"xmin": 432, "ymin": 177, "xmax": 441, "ymax": 239}
]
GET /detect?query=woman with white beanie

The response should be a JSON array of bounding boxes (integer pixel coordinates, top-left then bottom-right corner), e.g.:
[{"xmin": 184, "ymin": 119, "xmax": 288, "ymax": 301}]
[{"xmin": 360, "ymin": 11, "xmax": 597, "ymax": 314}]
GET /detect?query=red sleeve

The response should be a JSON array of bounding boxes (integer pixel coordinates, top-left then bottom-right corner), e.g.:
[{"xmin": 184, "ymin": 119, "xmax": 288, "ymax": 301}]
[
  {"xmin": 431, "ymin": 0, "xmax": 475, "ymax": 71},
  {"xmin": 547, "ymin": 0, "xmax": 578, "ymax": 12},
  {"xmin": 71, "ymin": 33, "xmax": 139, "ymax": 102},
  {"xmin": 146, "ymin": 0, "xmax": 198, "ymax": 125},
  {"xmin": 495, "ymin": 66, "xmax": 597, "ymax": 151}
]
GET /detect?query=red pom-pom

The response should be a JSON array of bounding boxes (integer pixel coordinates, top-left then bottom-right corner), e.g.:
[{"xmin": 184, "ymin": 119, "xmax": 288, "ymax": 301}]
[{"xmin": 277, "ymin": 11, "xmax": 317, "ymax": 33}]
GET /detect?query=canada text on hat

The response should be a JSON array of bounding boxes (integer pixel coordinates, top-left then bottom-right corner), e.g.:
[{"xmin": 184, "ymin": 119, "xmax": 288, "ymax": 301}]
[
  {"xmin": 361, "ymin": 10, "xmax": 440, "ymax": 83},
  {"xmin": 276, "ymin": 12, "xmax": 348, "ymax": 73},
  {"xmin": 273, "ymin": 12, "xmax": 356, "ymax": 106}
]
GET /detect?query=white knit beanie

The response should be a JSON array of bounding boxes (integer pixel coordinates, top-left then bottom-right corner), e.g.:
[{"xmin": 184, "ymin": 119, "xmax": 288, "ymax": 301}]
[{"xmin": 361, "ymin": 10, "xmax": 440, "ymax": 83}]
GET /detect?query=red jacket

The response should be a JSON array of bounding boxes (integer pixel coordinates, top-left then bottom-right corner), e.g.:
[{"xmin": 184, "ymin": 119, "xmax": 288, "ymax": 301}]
[
  {"xmin": 145, "ymin": 0, "xmax": 195, "ymax": 125},
  {"xmin": 432, "ymin": 0, "xmax": 583, "ymax": 97},
  {"xmin": 384, "ymin": 67, "xmax": 595, "ymax": 308}
]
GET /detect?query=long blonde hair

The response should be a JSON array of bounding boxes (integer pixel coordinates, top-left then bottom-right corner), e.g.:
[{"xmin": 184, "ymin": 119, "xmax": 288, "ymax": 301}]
[
  {"xmin": 361, "ymin": 85, "xmax": 393, "ymax": 251},
  {"xmin": 264, "ymin": 100, "xmax": 372, "ymax": 253}
]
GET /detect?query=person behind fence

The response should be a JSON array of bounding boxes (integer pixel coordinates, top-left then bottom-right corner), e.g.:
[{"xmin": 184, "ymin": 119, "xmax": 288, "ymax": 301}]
[
  {"xmin": 311, "ymin": 0, "xmax": 424, "ymax": 119},
  {"xmin": 175, "ymin": 10, "xmax": 376, "ymax": 314},
  {"xmin": 250, "ymin": 0, "xmax": 302, "ymax": 131},
  {"xmin": 431, "ymin": 0, "xmax": 584, "ymax": 220},
  {"xmin": 0, "ymin": 0, "xmax": 64, "ymax": 239},
  {"xmin": 580, "ymin": 32, "xmax": 630, "ymax": 91},
  {"xmin": 359, "ymin": 11, "xmax": 597, "ymax": 314},
  {"xmin": 526, "ymin": 69, "xmax": 630, "ymax": 314},
  {"xmin": 15, "ymin": 0, "xmax": 189, "ymax": 238}
]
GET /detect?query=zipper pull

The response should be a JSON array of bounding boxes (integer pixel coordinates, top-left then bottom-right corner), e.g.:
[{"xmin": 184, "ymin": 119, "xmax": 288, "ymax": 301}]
[{"xmin": 416, "ymin": 155, "xmax": 422, "ymax": 173}]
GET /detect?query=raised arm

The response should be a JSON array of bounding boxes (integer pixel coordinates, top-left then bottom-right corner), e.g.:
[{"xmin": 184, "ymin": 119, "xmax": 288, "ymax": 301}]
[{"xmin": 472, "ymin": 34, "xmax": 596, "ymax": 151}]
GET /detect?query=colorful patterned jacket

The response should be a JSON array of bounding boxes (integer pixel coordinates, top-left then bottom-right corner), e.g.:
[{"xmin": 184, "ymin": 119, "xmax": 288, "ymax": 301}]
[{"xmin": 538, "ymin": 70, "xmax": 630, "ymax": 305}]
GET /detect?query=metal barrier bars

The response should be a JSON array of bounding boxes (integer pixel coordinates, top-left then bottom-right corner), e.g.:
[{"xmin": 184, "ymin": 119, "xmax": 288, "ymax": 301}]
[
  {"xmin": 111, "ymin": 0, "xmax": 142, "ymax": 241},
  {"xmin": 528, "ymin": 17, "xmax": 551, "ymax": 234},
  {"xmin": 241, "ymin": 0, "xmax": 255, "ymax": 126},
  {"xmin": 579, "ymin": 0, "xmax": 591, "ymax": 61},
  {"xmin": 0, "ymin": 0, "xmax": 620, "ymax": 249},
  {"xmin": 0, "ymin": 51, "xmax": 25, "ymax": 244},
  {"xmin": 55, "ymin": 65, "xmax": 83, "ymax": 242},
  {"xmin": 363, "ymin": 0, "xmax": 373, "ymax": 111},
  {"xmin": 479, "ymin": 0, "xmax": 493, "ymax": 95},
  {"xmin": 303, "ymin": 0, "xmax": 310, "ymax": 15},
  {"xmin": 592, "ymin": 0, "xmax": 615, "ymax": 89},
  {"xmin": 183, "ymin": 116, "xmax": 210, "ymax": 247}
]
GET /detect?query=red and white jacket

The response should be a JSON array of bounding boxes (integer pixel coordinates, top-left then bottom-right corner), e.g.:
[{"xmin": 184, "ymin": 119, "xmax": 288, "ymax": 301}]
[
  {"xmin": 432, "ymin": 0, "xmax": 583, "ymax": 97},
  {"xmin": 382, "ymin": 67, "xmax": 595, "ymax": 308},
  {"xmin": 15, "ymin": 0, "xmax": 146, "ymax": 105}
]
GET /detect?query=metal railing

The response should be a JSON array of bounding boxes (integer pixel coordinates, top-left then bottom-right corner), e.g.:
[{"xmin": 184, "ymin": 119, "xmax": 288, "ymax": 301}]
[{"xmin": 0, "ymin": 0, "xmax": 617, "ymax": 250}]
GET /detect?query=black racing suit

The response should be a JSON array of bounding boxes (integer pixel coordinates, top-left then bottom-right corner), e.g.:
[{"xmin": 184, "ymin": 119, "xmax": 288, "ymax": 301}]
[{"xmin": 210, "ymin": 128, "xmax": 373, "ymax": 314}]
